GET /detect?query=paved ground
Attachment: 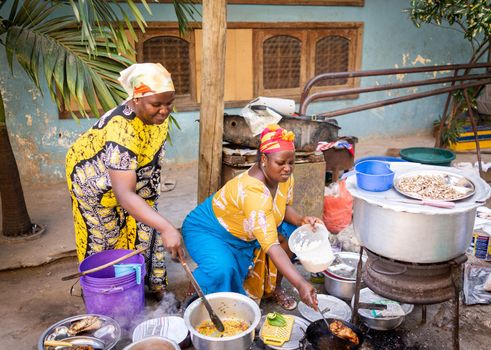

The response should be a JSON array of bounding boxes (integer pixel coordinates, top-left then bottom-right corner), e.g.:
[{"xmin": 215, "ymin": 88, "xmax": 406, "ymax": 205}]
[{"xmin": 1, "ymin": 134, "xmax": 491, "ymax": 350}]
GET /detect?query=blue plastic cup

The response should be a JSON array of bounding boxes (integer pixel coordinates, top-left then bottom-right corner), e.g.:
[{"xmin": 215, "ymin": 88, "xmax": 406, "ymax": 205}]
[{"xmin": 114, "ymin": 263, "xmax": 143, "ymax": 285}]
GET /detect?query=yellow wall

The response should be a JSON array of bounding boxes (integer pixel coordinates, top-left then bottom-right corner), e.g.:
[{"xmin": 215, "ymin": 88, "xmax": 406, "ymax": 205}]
[{"xmin": 195, "ymin": 29, "xmax": 254, "ymax": 102}]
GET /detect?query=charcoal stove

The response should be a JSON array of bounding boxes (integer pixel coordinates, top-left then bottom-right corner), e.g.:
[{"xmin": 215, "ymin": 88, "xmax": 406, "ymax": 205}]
[
  {"xmin": 362, "ymin": 248, "xmax": 467, "ymax": 304},
  {"xmin": 351, "ymin": 247, "xmax": 467, "ymax": 350}
]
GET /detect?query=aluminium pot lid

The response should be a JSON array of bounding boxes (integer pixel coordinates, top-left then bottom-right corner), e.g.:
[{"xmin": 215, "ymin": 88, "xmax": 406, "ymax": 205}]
[{"xmin": 298, "ymin": 294, "xmax": 352, "ymax": 323}]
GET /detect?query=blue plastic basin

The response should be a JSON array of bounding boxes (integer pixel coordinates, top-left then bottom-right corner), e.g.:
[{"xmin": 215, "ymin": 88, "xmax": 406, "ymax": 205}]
[
  {"xmin": 355, "ymin": 160, "xmax": 394, "ymax": 192},
  {"xmin": 355, "ymin": 156, "xmax": 407, "ymax": 165}
]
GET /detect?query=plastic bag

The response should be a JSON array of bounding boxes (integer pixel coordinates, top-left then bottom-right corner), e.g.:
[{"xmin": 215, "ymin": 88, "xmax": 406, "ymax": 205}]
[
  {"xmin": 240, "ymin": 105, "xmax": 282, "ymax": 136},
  {"xmin": 240, "ymin": 97, "xmax": 294, "ymax": 135},
  {"xmin": 463, "ymin": 263, "xmax": 491, "ymax": 305},
  {"xmin": 323, "ymin": 180, "xmax": 353, "ymax": 234}
]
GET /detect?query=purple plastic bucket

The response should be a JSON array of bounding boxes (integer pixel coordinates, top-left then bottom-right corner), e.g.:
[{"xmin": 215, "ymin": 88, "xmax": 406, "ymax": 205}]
[
  {"xmin": 79, "ymin": 249, "xmax": 144, "ymax": 279},
  {"xmin": 79, "ymin": 250, "xmax": 146, "ymax": 328}
]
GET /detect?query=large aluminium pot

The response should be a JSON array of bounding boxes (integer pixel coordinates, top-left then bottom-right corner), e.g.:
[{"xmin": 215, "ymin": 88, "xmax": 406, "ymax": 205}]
[
  {"xmin": 352, "ymin": 197, "xmax": 476, "ymax": 263},
  {"xmin": 183, "ymin": 292, "xmax": 261, "ymax": 350}
]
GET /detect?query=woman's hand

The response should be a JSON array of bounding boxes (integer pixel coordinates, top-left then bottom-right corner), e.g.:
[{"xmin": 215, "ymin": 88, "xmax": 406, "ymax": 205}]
[
  {"xmin": 160, "ymin": 226, "xmax": 185, "ymax": 260},
  {"xmin": 297, "ymin": 280, "xmax": 318, "ymax": 311},
  {"xmin": 300, "ymin": 216, "xmax": 324, "ymax": 231}
]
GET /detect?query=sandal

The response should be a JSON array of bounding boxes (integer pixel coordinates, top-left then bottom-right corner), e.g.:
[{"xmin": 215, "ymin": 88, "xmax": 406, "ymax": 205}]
[{"xmin": 272, "ymin": 288, "xmax": 298, "ymax": 311}]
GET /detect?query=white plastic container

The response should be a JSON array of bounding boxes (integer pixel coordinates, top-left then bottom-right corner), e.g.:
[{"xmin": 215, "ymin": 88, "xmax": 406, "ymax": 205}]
[{"xmin": 288, "ymin": 224, "xmax": 335, "ymax": 273}]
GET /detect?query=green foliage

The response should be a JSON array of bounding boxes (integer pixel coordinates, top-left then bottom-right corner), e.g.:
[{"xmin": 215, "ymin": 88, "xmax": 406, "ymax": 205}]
[
  {"xmin": 0, "ymin": 0, "xmax": 197, "ymax": 121},
  {"xmin": 405, "ymin": 1, "xmax": 490, "ymax": 147},
  {"xmin": 166, "ymin": 107, "xmax": 182, "ymax": 145},
  {"xmin": 406, "ymin": 0, "xmax": 491, "ymax": 43},
  {"xmin": 434, "ymin": 116, "xmax": 465, "ymax": 147}
]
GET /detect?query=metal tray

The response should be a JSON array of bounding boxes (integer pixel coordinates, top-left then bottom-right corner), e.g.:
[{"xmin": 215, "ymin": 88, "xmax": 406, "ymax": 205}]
[
  {"xmin": 38, "ymin": 314, "xmax": 121, "ymax": 350},
  {"xmin": 393, "ymin": 170, "xmax": 475, "ymax": 201},
  {"xmin": 298, "ymin": 294, "xmax": 352, "ymax": 322}
]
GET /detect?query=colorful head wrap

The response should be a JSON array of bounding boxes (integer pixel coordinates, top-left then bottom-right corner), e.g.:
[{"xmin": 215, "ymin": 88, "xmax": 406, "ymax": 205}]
[
  {"xmin": 118, "ymin": 63, "xmax": 175, "ymax": 99},
  {"xmin": 259, "ymin": 124, "xmax": 295, "ymax": 154}
]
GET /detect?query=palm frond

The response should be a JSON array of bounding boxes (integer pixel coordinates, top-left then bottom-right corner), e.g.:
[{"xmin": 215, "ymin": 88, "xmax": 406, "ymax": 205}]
[
  {"xmin": 4, "ymin": 18, "xmax": 130, "ymax": 118},
  {"xmin": 173, "ymin": 0, "xmax": 201, "ymax": 33}
]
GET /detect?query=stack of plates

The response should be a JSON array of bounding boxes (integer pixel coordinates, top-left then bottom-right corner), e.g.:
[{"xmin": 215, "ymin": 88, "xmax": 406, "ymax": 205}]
[{"xmin": 132, "ymin": 316, "xmax": 189, "ymax": 345}]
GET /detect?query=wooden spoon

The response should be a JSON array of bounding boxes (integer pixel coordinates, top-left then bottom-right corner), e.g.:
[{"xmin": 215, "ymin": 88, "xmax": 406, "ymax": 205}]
[
  {"xmin": 44, "ymin": 340, "xmax": 73, "ymax": 347},
  {"xmin": 61, "ymin": 246, "xmax": 148, "ymax": 281}
]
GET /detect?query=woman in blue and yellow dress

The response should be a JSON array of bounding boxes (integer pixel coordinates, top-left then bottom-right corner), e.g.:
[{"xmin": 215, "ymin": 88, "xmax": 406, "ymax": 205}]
[
  {"xmin": 183, "ymin": 125, "xmax": 321, "ymax": 310},
  {"xmin": 66, "ymin": 63, "xmax": 184, "ymax": 299}
]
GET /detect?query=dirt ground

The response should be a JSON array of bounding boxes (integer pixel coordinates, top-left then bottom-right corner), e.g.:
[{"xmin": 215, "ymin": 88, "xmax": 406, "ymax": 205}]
[{"xmin": 1, "ymin": 134, "xmax": 491, "ymax": 350}]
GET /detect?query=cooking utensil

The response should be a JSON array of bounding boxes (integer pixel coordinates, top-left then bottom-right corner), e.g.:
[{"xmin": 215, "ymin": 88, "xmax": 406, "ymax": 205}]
[
  {"xmin": 184, "ymin": 292, "xmax": 261, "ymax": 350},
  {"xmin": 357, "ymin": 302, "xmax": 387, "ymax": 311},
  {"xmin": 61, "ymin": 246, "xmax": 148, "ymax": 281},
  {"xmin": 388, "ymin": 198, "xmax": 456, "ymax": 209},
  {"xmin": 44, "ymin": 340, "xmax": 73, "ymax": 347},
  {"xmin": 38, "ymin": 314, "xmax": 121, "ymax": 350},
  {"xmin": 179, "ymin": 257, "xmax": 225, "ymax": 332},
  {"xmin": 353, "ymin": 288, "xmax": 414, "ymax": 331},
  {"xmin": 318, "ymin": 309, "xmax": 330, "ymax": 328},
  {"xmin": 352, "ymin": 196, "xmax": 478, "ymax": 263},
  {"xmin": 298, "ymin": 294, "xmax": 352, "ymax": 322},
  {"xmin": 123, "ymin": 336, "xmax": 180, "ymax": 350},
  {"xmin": 306, "ymin": 318, "xmax": 364, "ymax": 350}
]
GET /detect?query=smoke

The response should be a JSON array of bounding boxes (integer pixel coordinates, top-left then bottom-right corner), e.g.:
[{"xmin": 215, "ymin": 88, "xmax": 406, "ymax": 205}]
[{"xmin": 126, "ymin": 291, "xmax": 182, "ymax": 330}]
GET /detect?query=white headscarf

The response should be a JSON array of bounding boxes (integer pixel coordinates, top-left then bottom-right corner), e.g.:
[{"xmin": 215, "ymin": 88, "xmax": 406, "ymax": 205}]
[{"xmin": 118, "ymin": 63, "xmax": 175, "ymax": 99}]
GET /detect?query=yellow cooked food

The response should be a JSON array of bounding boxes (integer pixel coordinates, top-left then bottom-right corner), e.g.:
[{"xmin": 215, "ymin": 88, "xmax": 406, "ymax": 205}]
[
  {"xmin": 196, "ymin": 319, "xmax": 249, "ymax": 338},
  {"xmin": 329, "ymin": 320, "xmax": 359, "ymax": 345}
]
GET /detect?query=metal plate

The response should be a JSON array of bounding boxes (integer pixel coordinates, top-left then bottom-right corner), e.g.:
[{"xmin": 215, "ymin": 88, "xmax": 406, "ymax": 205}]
[
  {"xmin": 393, "ymin": 170, "xmax": 475, "ymax": 201},
  {"xmin": 356, "ymin": 288, "xmax": 414, "ymax": 319},
  {"xmin": 257, "ymin": 315, "xmax": 309, "ymax": 350},
  {"xmin": 298, "ymin": 294, "xmax": 352, "ymax": 322},
  {"xmin": 38, "ymin": 314, "xmax": 121, "ymax": 350}
]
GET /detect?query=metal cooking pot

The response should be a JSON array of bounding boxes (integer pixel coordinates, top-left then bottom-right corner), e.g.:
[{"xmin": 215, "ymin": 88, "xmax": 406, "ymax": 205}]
[
  {"xmin": 323, "ymin": 252, "xmax": 367, "ymax": 300},
  {"xmin": 352, "ymin": 197, "xmax": 477, "ymax": 263},
  {"xmin": 122, "ymin": 336, "xmax": 179, "ymax": 350},
  {"xmin": 183, "ymin": 292, "xmax": 261, "ymax": 350}
]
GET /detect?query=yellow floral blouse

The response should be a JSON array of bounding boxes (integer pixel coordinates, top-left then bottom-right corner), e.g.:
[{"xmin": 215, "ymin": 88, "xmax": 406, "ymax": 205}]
[
  {"xmin": 65, "ymin": 104, "xmax": 169, "ymax": 292},
  {"xmin": 211, "ymin": 170, "xmax": 294, "ymax": 300}
]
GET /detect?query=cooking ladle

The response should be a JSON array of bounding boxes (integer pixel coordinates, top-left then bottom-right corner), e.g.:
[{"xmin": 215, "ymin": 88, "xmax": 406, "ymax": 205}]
[
  {"xmin": 318, "ymin": 309, "xmax": 331, "ymax": 329},
  {"xmin": 179, "ymin": 257, "xmax": 225, "ymax": 332}
]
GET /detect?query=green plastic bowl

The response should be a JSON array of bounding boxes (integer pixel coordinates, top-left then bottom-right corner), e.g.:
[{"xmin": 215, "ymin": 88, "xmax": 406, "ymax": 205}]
[{"xmin": 399, "ymin": 147, "xmax": 456, "ymax": 166}]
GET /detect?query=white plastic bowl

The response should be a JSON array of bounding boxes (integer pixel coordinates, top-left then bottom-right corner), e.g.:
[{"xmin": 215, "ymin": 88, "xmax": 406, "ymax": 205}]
[{"xmin": 288, "ymin": 223, "xmax": 334, "ymax": 272}]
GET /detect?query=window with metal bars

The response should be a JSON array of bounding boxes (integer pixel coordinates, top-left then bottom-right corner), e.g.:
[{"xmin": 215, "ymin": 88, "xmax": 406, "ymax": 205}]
[
  {"xmin": 255, "ymin": 26, "xmax": 362, "ymax": 99},
  {"xmin": 143, "ymin": 36, "xmax": 191, "ymax": 95}
]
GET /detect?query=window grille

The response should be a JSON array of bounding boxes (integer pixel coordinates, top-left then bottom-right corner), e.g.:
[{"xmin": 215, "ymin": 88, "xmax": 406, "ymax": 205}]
[
  {"xmin": 263, "ymin": 35, "xmax": 302, "ymax": 89},
  {"xmin": 315, "ymin": 35, "xmax": 349, "ymax": 85},
  {"xmin": 143, "ymin": 36, "xmax": 191, "ymax": 95}
]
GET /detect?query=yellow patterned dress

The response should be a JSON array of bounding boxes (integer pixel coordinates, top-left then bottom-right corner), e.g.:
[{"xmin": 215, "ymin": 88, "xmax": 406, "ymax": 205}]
[
  {"xmin": 66, "ymin": 103, "xmax": 169, "ymax": 293},
  {"xmin": 182, "ymin": 171, "xmax": 295, "ymax": 302}
]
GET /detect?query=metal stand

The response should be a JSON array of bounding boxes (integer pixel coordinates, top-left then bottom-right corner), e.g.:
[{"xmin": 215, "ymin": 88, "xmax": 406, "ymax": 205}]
[{"xmin": 351, "ymin": 246, "xmax": 463, "ymax": 350}]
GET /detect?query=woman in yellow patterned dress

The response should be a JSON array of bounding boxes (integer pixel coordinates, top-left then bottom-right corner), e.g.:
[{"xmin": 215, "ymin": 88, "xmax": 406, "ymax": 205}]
[
  {"xmin": 182, "ymin": 125, "xmax": 321, "ymax": 310},
  {"xmin": 66, "ymin": 63, "xmax": 184, "ymax": 298}
]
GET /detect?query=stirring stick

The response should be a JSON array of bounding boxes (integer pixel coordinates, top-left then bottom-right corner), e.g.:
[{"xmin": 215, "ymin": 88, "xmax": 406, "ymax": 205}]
[{"xmin": 179, "ymin": 257, "xmax": 225, "ymax": 332}]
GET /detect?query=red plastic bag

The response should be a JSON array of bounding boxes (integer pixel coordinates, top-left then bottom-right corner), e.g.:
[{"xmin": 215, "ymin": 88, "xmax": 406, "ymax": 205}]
[{"xmin": 323, "ymin": 180, "xmax": 353, "ymax": 234}]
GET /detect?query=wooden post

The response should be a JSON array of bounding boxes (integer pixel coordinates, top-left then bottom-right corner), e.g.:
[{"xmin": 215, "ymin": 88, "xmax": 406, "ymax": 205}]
[{"xmin": 198, "ymin": 0, "xmax": 227, "ymax": 203}]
